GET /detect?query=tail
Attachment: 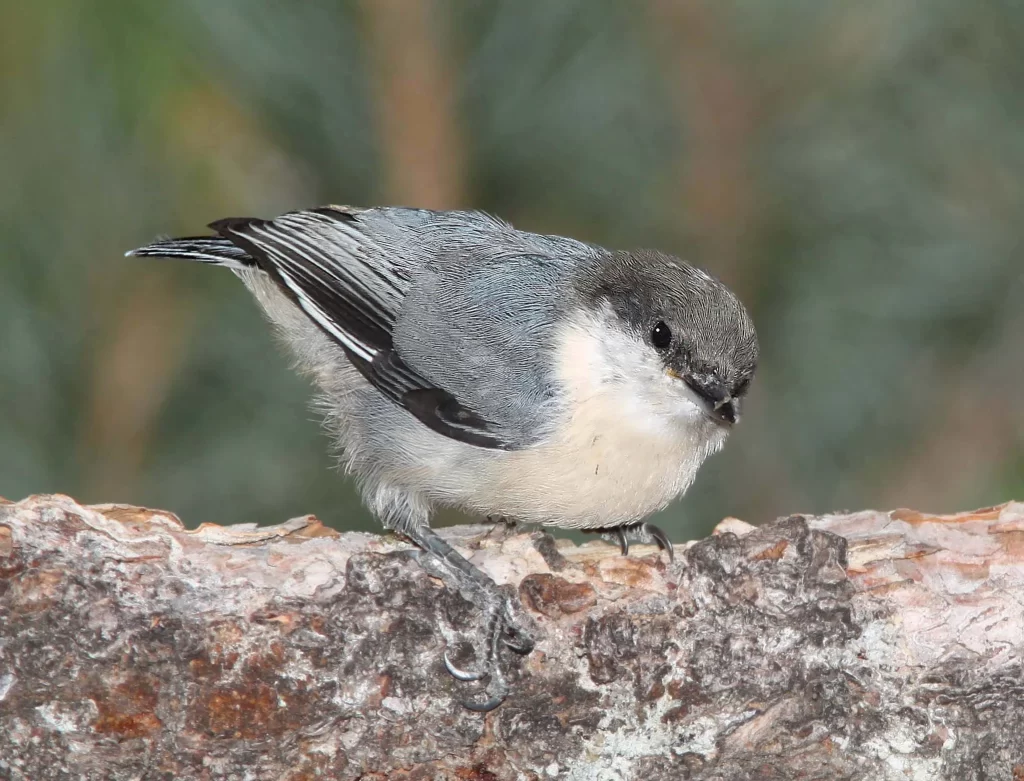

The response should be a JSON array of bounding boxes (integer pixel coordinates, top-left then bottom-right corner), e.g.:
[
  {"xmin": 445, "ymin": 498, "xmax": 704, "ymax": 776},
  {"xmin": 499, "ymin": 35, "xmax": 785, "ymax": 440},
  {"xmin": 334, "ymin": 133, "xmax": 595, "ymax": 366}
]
[{"xmin": 125, "ymin": 235, "xmax": 255, "ymax": 271}]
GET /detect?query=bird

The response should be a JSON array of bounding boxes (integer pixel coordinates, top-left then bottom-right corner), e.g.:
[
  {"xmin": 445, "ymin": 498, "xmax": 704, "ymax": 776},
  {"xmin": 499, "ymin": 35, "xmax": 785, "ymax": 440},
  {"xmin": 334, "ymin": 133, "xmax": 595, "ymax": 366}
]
[{"xmin": 127, "ymin": 205, "xmax": 758, "ymax": 711}]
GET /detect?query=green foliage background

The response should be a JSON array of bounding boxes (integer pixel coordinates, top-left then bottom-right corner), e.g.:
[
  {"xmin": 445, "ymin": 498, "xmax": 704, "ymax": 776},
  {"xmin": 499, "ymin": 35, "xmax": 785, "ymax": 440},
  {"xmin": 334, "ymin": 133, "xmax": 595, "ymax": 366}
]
[{"xmin": 1, "ymin": 1, "xmax": 1021, "ymax": 537}]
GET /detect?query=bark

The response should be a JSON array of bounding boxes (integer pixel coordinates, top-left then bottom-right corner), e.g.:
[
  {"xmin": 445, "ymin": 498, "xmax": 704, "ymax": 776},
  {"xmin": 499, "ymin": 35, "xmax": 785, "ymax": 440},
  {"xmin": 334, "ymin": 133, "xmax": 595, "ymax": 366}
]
[{"xmin": 1, "ymin": 494, "xmax": 1023, "ymax": 781}]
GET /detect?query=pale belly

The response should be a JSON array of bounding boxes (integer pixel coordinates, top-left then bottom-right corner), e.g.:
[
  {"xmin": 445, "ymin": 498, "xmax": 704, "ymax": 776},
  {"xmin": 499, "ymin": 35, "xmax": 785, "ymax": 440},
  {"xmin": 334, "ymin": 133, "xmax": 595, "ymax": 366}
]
[
  {"xmin": 466, "ymin": 416, "xmax": 723, "ymax": 529},
  {"xmin": 457, "ymin": 314, "xmax": 728, "ymax": 528}
]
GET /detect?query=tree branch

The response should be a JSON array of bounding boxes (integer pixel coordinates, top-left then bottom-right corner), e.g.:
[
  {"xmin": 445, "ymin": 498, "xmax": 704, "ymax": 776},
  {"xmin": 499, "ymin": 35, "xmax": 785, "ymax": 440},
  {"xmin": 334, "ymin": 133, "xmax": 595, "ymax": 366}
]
[{"xmin": 1, "ymin": 494, "xmax": 1023, "ymax": 780}]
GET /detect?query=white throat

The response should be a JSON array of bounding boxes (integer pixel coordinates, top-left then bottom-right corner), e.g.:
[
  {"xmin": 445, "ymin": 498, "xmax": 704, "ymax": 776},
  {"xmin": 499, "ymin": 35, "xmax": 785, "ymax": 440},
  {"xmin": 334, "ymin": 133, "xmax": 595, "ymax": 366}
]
[{"xmin": 468, "ymin": 306, "xmax": 727, "ymax": 529}]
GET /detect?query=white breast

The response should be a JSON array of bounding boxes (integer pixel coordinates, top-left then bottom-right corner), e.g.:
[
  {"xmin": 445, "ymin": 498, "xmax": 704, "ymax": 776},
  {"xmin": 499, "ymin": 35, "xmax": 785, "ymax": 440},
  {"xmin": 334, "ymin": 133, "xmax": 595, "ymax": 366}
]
[{"xmin": 468, "ymin": 309, "xmax": 727, "ymax": 528}]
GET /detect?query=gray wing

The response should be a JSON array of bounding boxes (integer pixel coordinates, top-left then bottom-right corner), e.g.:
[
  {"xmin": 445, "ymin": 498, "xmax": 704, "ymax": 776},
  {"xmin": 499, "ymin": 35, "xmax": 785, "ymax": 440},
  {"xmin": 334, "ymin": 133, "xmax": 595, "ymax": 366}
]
[
  {"xmin": 392, "ymin": 212, "xmax": 603, "ymax": 446},
  {"xmin": 210, "ymin": 207, "xmax": 527, "ymax": 450}
]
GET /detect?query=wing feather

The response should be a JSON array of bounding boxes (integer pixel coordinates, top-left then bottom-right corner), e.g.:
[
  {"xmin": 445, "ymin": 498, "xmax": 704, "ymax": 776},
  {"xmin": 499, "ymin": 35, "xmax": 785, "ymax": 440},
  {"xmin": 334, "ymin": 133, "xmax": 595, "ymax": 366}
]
[{"xmin": 209, "ymin": 210, "xmax": 516, "ymax": 450}]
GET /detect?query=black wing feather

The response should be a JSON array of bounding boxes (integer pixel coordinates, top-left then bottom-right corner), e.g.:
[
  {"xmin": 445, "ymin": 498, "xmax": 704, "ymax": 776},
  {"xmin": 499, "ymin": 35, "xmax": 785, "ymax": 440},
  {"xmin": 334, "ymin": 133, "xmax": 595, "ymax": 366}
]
[
  {"xmin": 208, "ymin": 213, "xmax": 515, "ymax": 450},
  {"xmin": 127, "ymin": 236, "xmax": 254, "ymax": 269}
]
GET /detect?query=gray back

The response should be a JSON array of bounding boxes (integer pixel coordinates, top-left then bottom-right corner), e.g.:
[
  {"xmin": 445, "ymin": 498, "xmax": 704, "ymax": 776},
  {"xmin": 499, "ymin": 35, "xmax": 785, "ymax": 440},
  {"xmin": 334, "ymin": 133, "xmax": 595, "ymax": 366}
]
[{"xmin": 389, "ymin": 210, "xmax": 601, "ymax": 444}]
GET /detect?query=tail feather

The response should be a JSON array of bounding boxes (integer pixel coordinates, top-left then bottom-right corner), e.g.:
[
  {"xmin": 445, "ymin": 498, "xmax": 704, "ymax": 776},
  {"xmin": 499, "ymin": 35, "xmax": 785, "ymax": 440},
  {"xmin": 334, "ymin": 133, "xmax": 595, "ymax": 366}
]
[{"xmin": 126, "ymin": 236, "xmax": 255, "ymax": 271}]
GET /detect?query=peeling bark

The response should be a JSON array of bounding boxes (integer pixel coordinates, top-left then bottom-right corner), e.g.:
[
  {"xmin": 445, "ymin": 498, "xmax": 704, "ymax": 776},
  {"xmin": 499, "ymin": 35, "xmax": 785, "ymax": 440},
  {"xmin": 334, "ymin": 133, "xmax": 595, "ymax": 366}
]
[{"xmin": 1, "ymin": 494, "xmax": 1023, "ymax": 780}]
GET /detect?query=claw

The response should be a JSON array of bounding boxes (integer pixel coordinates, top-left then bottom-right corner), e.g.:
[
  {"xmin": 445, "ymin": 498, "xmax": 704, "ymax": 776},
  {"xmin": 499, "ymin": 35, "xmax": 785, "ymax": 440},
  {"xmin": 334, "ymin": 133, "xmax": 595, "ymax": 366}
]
[
  {"xmin": 446, "ymin": 607, "xmax": 520, "ymax": 711},
  {"xmin": 461, "ymin": 661, "xmax": 510, "ymax": 712},
  {"xmin": 401, "ymin": 524, "xmax": 534, "ymax": 712},
  {"xmin": 443, "ymin": 600, "xmax": 531, "ymax": 709},
  {"xmin": 485, "ymin": 514, "xmax": 520, "ymax": 544},
  {"xmin": 590, "ymin": 523, "xmax": 672, "ymax": 562},
  {"xmin": 615, "ymin": 527, "xmax": 630, "ymax": 557},
  {"xmin": 463, "ymin": 694, "xmax": 505, "ymax": 713},
  {"xmin": 444, "ymin": 649, "xmax": 487, "ymax": 682},
  {"xmin": 643, "ymin": 522, "xmax": 674, "ymax": 563}
]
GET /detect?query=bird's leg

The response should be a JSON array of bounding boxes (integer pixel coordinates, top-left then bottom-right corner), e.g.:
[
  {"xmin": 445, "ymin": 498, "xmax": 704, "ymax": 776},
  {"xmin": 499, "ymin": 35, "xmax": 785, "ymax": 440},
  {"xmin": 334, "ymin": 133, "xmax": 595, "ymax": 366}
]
[
  {"xmin": 485, "ymin": 514, "xmax": 520, "ymax": 542},
  {"xmin": 585, "ymin": 521, "xmax": 674, "ymax": 562},
  {"xmin": 402, "ymin": 522, "xmax": 535, "ymax": 712}
]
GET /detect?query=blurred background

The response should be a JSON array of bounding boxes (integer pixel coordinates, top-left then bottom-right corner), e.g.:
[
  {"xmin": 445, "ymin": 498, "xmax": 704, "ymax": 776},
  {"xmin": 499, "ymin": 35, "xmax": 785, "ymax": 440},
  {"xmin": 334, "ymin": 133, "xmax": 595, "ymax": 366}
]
[{"xmin": 1, "ymin": 1, "xmax": 1021, "ymax": 538}]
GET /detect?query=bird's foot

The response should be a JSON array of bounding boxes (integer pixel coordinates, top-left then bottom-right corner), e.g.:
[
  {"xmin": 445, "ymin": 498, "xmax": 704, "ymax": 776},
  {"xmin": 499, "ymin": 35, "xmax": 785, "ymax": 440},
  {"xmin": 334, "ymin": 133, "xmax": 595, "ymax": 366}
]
[
  {"xmin": 404, "ymin": 523, "xmax": 535, "ymax": 712},
  {"xmin": 441, "ymin": 588, "xmax": 534, "ymax": 711},
  {"xmin": 484, "ymin": 514, "xmax": 520, "ymax": 543},
  {"xmin": 587, "ymin": 521, "xmax": 674, "ymax": 562}
]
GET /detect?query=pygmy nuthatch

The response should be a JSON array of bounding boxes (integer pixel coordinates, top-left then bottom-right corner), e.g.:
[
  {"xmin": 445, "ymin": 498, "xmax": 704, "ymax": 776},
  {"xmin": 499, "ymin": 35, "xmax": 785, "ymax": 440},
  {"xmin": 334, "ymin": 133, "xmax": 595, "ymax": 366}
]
[{"xmin": 129, "ymin": 205, "xmax": 758, "ymax": 711}]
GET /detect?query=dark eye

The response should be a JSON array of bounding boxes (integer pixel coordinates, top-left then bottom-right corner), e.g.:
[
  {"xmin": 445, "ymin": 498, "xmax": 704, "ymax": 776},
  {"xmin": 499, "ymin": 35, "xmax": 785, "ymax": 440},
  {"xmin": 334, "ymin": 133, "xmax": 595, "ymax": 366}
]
[{"xmin": 651, "ymin": 321, "xmax": 672, "ymax": 349}]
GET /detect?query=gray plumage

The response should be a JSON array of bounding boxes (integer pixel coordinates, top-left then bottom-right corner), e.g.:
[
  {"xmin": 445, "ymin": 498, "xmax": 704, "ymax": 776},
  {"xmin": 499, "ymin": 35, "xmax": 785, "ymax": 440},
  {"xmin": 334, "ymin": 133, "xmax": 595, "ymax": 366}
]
[{"xmin": 128, "ymin": 204, "xmax": 758, "ymax": 711}]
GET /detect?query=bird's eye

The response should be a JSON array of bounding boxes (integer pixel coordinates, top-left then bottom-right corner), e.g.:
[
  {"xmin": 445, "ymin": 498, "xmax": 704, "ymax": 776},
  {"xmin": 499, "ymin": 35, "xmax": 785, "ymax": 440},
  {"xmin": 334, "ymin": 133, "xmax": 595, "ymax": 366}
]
[{"xmin": 651, "ymin": 321, "xmax": 672, "ymax": 349}]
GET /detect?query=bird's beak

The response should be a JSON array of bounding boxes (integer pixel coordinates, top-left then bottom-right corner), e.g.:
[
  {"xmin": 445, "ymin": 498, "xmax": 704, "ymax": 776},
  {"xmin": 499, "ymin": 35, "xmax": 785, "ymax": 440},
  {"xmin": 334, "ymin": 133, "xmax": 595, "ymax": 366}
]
[{"xmin": 667, "ymin": 369, "xmax": 738, "ymax": 425}]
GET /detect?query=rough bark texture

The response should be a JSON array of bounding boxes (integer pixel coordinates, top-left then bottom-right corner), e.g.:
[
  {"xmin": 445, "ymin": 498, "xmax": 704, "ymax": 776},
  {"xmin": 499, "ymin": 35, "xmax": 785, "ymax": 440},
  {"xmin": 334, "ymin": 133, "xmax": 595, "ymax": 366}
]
[{"xmin": 1, "ymin": 494, "xmax": 1023, "ymax": 780}]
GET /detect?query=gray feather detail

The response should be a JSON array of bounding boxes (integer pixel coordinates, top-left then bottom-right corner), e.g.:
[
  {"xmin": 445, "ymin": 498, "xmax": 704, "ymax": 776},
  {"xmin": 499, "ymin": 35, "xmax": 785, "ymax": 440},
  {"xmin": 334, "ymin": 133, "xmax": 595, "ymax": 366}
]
[
  {"xmin": 208, "ymin": 209, "xmax": 523, "ymax": 449},
  {"xmin": 239, "ymin": 218, "xmax": 381, "ymax": 362},
  {"xmin": 392, "ymin": 212, "xmax": 603, "ymax": 446},
  {"xmin": 216, "ymin": 207, "xmax": 604, "ymax": 450},
  {"xmin": 125, "ymin": 236, "xmax": 254, "ymax": 270}
]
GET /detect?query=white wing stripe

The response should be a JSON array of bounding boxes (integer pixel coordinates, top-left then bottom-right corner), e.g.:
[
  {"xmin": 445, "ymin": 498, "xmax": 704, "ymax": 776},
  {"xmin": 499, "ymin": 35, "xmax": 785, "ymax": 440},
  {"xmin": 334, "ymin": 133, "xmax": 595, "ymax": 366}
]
[
  {"xmin": 250, "ymin": 222, "xmax": 392, "ymax": 337},
  {"xmin": 248, "ymin": 224, "xmax": 377, "ymax": 361},
  {"xmin": 284, "ymin": 213, "xmax": 407, "ymax": 301},
  {"xmin": 271, "ymin": 223, "xmax": 394, "ymax": 324},
  {"xmin": 284, "ymin": 214, "xmax": 406, "ymax": 307}
]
